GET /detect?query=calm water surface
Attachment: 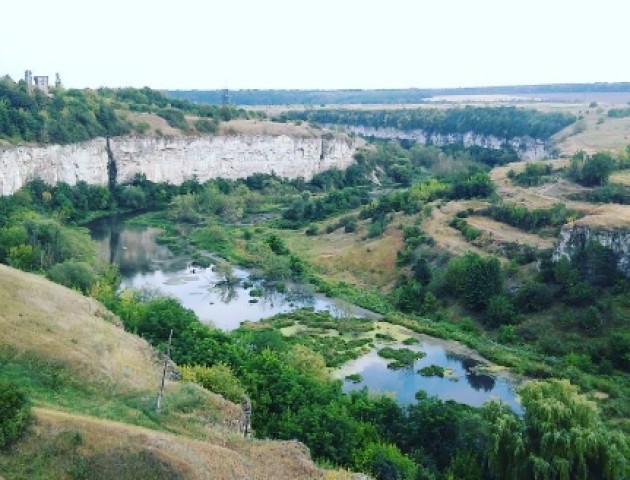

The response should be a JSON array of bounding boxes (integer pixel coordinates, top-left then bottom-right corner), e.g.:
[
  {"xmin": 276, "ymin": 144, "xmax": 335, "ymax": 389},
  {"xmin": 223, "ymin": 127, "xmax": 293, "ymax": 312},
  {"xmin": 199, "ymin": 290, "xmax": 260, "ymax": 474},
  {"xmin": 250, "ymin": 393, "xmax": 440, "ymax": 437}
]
[
  {"xmin": 90, "ymin": 215, "xmax": 522, "ymax": 410},
  {"xmin": 339, "ymin": 339, "xmax": 523, "ymax": 412},
  {"xmin": 89, "ymin": 216, "xmax": 376, "ymax": 330}
]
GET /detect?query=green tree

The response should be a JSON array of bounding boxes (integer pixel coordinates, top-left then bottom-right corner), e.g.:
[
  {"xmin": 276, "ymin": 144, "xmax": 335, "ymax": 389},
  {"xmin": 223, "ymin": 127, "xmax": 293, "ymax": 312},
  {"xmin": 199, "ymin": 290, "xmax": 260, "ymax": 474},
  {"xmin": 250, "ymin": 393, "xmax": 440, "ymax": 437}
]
[
  {"xmin": 445, "ymin": 252, "xmax": 503, "ymax": 310},
  {"xmin": 580, "ymin": 152, "xmax": 615, "ymax": 186},
  {"xmin": 483, "ymin": 379, "xmax": 628, "ymax": 480},
  {"xmin": 354, "ymin": 443, "xmax": 417, "ymax": 480},
  {"xmin": 123, "ymin": 296, "xmax": 198, "ymax": 345}
]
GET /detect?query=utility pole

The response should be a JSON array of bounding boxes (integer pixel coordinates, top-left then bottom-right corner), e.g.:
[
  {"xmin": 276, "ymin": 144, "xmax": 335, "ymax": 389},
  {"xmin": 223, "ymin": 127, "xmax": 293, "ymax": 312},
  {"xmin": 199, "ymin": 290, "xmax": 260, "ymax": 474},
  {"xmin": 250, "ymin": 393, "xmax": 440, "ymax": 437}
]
[
  {"xmin": 156, "ymin": 329, "xmax": 173, "ymax": 413},
  {"xmin": 221, "ymin": 88, "xmax": 229, "ymax": 107}
]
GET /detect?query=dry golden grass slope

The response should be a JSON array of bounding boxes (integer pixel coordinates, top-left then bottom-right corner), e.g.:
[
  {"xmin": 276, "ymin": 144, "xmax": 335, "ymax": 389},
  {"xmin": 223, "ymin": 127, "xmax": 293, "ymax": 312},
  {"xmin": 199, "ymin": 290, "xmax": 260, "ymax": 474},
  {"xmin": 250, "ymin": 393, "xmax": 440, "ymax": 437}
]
[
  {"xmin": 24, "ymin": 407, "xmax": 327, "ymax": 480},
  {"xmin": 0, "ymin": 264, "xmax": 160, "ymax": 392},
  {"xmin": 554, "ymin": 112, "xmax": 630, "ymax": 156},
  {"xmin": 220, "ymin": 119, "xmax": 321, "ymax": 137},
  {"xmin": 0, "ymin": 265, "xmax": 358, "ymax": 480}
]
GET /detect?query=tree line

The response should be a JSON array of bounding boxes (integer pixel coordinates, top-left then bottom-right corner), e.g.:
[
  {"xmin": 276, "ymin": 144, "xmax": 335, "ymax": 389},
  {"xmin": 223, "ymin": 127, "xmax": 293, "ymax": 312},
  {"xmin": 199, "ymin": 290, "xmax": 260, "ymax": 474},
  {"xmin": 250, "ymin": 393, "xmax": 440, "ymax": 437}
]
[
  {"xmin": 278, "ymin": 106, "xmax": 576, "ymax": 140},
  {"xmin": 166, "ymin": 83, "xmax": 630, "ymax": 105},
  {"xmin": 0, "ymin": 76, "xmax": 255, "ymax": 145}
]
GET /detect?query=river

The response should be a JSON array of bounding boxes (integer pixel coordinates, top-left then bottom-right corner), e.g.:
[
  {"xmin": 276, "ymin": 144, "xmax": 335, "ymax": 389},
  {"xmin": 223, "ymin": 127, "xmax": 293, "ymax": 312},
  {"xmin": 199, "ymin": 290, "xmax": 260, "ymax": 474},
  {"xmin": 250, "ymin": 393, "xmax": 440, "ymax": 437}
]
[
  {"xmin": 89, "ymin": 214, "xmax": 523, "ymax": 411},
  {"xmin": 89, "ymin": 215, "xmax": 377, "ymax": 330}
]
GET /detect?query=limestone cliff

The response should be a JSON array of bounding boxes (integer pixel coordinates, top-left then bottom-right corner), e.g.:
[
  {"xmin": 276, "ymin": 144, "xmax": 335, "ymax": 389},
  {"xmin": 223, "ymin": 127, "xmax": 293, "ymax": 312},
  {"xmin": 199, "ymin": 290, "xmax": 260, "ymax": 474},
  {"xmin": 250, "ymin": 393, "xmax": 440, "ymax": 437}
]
[
  {"xmin": 0, "ymin": 133, "xmax": 357, "ymax": 196},
  {"xmin": 554, "ymin": 222, "xmax": 630, "ymax": 277},
  {"xmin": 338, "ymin": 125, "xmax": 549, "ymax": 160}
]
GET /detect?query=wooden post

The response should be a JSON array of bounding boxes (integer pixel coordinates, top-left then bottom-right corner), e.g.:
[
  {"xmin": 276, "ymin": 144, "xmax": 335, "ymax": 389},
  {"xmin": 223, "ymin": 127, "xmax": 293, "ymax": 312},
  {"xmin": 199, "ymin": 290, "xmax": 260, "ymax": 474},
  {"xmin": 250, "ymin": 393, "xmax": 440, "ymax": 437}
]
[
  {"xmin": 241, "ymin": 399, "xmax": 252, "ymax": 438},
  {"xmin": 156, "ymin": 329, "xmax": 173, "ymax": 413}
]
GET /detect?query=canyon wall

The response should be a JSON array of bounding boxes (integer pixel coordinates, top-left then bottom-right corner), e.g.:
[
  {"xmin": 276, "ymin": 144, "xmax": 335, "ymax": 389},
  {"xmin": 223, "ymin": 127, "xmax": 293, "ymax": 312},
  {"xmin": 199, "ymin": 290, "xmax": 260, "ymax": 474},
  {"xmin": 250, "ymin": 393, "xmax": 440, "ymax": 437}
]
[
  {"xmin": 339, "ymin": 125, "xmax": 550, "ymax": 160},
  {"xmin": 554, "ymin": 222, "xmax": 630, "ymax": 277},
  {"xmin": 0, "ymin": 133, "xmax": 357, "ymax": 196}
]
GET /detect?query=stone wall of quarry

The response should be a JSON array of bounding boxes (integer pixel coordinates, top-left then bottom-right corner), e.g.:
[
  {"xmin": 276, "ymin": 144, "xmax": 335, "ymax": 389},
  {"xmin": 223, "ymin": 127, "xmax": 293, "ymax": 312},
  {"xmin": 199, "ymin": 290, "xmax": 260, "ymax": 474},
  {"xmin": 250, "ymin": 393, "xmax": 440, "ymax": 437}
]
[
  {"xmin": 0, "ymin": 134, "xmax": 358, "ymax": 196},
  {"xmin": 339, "ymin": 125, "xmax": 550, "ymax": 160},
  {"xmin": 554, "ymin": 223, "xmax": 630, "ymax": 277}
]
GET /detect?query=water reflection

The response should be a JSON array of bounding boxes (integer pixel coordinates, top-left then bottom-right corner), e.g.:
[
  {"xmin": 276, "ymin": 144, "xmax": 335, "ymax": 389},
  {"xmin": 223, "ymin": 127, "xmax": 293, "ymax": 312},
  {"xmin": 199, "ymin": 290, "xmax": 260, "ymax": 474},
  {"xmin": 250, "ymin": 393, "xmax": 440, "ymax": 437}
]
[
  {"xmin": 90, "ymin": 215, "xmax": 521, "ymax": 410},
  {"xmin": 89, "ymin": 216, "xmax": 376, "ymax": 330},
  {"xmin": 340, "ymin": 340, "xmax": 522, "ymax": 413},
  {"xmin": 90, "ymin": 215, "xmax": 177, "ymax": 276},
  {"xmin": 216, "ymin": 282, "xmax": 238, "ymax": 304},
  {"xmin": 449, "ymin": 354, "xmax": 496, "ymax": 392}
]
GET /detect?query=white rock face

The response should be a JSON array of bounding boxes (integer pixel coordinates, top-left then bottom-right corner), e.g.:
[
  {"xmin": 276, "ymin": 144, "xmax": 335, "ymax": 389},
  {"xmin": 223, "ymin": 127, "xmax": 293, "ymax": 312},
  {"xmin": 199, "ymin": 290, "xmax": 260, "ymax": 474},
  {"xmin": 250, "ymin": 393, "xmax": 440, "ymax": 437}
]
[
  {"xmin": 554, "ymin": 223, "xmax": 630, "ymax": 277},
  {"xmin": 0, "ymin": 134, "xmax": 357, "ymax": 196},
  {"xmin": 339, "ymin": 125, "xmax": 550, "ymax": 160}
]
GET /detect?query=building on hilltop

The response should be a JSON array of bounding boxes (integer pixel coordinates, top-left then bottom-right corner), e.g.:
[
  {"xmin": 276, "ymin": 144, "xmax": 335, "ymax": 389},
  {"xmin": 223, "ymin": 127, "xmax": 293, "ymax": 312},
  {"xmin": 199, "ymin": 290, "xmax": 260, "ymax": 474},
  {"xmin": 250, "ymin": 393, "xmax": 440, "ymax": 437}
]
[
  {"xmin": 24, "ymin": 69, "xmax": 54, "ymax": 95},
  {"xmin": 34, "ymin": 75, "xmax": 49, "ymax": 94}
]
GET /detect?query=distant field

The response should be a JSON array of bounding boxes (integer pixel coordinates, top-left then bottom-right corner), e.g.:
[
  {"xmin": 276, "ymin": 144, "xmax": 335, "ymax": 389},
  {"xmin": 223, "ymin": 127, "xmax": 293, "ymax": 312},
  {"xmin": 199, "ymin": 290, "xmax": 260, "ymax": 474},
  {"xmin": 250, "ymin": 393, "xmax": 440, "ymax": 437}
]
[{"xmin": 610, "ymin": 170, "xmax": 630, "ymax": 185}]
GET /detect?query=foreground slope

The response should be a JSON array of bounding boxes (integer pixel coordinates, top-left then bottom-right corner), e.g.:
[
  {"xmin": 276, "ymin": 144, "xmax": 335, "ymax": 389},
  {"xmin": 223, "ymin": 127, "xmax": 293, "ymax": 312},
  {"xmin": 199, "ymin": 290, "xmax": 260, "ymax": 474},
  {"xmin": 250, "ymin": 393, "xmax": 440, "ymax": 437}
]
[{"xmin": 0, "ymin": 265, "xmax": 353, "ymax": 479}]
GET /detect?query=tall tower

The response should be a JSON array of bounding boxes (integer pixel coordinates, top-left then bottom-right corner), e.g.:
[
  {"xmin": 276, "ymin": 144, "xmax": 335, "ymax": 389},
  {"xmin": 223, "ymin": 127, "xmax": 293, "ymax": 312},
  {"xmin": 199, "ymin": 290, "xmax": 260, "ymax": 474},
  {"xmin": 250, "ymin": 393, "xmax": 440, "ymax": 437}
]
[
  {"xmin": 55, "ymin": 73, "xmax": 62, "ymax": 88},
  {"xmin": 24, "ymin": 70, "xmax": 33, "ymax": 93},
  {"xmin": 221, "ymin": 88, "xmax": 229, "ymax": 106},
  {"xmin": 33, "ymin": 76, "xmax": 49, "ymax": 95}
]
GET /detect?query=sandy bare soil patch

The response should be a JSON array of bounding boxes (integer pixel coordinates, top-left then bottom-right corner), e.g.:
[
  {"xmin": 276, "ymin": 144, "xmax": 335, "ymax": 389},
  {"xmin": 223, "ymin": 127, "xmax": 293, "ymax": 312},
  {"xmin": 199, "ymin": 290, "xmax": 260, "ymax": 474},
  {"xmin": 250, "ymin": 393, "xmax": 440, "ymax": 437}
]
[
  {"xmin": 123, "ymin": 112, "xmax": 184, "ymax": 136},
  {"xmin": 219, "ymin": 119, "xmax": 322, "ymax": 137}
]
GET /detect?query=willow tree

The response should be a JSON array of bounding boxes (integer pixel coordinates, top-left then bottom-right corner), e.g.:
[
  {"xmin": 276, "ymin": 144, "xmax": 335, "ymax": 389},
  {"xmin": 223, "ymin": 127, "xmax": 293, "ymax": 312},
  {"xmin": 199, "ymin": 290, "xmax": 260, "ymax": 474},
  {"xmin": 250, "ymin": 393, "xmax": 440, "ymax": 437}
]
[{"xmin": 483, "ymin": 379, "xmax": 628, "ymax": 480}]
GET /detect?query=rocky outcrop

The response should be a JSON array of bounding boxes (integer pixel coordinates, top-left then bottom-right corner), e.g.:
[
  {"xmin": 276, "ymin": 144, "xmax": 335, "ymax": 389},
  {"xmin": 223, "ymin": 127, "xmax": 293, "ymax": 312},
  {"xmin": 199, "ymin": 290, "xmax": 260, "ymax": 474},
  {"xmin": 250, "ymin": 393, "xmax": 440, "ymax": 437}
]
[
  {"xmin": 553, "ymin": 223, "xmax": 630, "ymax": 277},
  {"xmin": 338, "ymin": 125, "xmax": 549, "ymax": 160},
  {"xmin": 0, "ymin": 133, "xmax": 357, "ymax": 196}
]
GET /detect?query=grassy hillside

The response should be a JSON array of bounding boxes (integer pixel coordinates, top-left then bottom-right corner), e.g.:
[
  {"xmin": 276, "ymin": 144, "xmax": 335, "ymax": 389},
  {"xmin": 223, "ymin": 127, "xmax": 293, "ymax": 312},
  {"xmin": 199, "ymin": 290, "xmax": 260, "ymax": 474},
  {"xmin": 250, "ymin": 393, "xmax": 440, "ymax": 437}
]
[{"xmin": 0, "ymin": 265, "xmax": 352, "ymax": 479}]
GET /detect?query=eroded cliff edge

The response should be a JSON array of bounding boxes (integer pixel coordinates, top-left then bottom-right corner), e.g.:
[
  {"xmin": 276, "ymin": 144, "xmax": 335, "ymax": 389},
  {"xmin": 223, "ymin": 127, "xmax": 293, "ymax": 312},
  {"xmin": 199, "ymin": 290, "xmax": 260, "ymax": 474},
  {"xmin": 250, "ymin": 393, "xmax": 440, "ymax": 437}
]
[
  {"xmin": 338, "ymin": 125, "xmax": 549, "ymax": 160},
  {"xmin": 0, "ymin": 132, "xmax": 358, "ymax": 196},
  {"xmin": 554, "ymin": 211, "xmax": 630, "ymax": 277}
]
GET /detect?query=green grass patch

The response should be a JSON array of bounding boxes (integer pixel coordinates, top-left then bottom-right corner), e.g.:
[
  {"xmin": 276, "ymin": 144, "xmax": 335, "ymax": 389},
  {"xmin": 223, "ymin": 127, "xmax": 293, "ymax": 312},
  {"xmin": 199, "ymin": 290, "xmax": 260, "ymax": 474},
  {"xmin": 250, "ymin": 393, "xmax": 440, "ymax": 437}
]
[
  {"xmin": 0, "ymin": 346, "xmax": 226, "ymax": 439},
  {"xmin": 345, "ymin": 373, "xmax": 363, "ymax": 383},
  {"xmin": 418, "ymin": 365, "xmax": 445, "ymax": 377},
  {"xmin": 377, "ymin": 347, "xmax": 426, "ymax": 369},
  {"xmin": 254, "ymin": 310, "xmax": 376, "ymax": 367}
]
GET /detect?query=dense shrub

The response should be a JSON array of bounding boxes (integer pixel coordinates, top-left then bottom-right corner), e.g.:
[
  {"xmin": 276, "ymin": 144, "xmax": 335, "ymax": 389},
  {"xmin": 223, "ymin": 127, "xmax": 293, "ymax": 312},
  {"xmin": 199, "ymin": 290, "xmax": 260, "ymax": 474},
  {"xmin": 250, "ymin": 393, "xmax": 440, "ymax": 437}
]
[
  {"xmin": 568, "ymin": 151, "xmax": 616, "ymax": 187},
  {"xmin": 485, "ymin": 294, "xmax": 518, "ymax": 327},
  {"xmin": 0, "ymin": 382, "xmax": 30, "ymax": 448},
  {"xmin": 46, "ymin": 260, "xmax": 98, "ymax": 294},
  {"xmin": 449, "ymin": 217, "xmax": 482, "ymax": 241},
  {"xmin": 180, "ymin": 364, "xmax": 246, "ymax": 403},
  {"xmin": 572, "ymin": 183, "xmax": 630, "ymax": 204},
  {"xmin": 507, "ymin": 162, "xmax": 555, "ymax": 187},
  {"xmin": 193, "ymin": 118, "xmax": 218, "ymax": 134},
  {"xmin": 353, "ymin": 442, "xmax": 417, "ymax": 480},
  {"xmin": 514, "ymin": 282, "xmax": 554, "ymax": 312},
  {"xmin": 483, "ymin": 202, "xmax": 573, "ymax": 232},
  {"xmin": 446, "ymin": 168, "xmax": 495, "ymax": 199}
]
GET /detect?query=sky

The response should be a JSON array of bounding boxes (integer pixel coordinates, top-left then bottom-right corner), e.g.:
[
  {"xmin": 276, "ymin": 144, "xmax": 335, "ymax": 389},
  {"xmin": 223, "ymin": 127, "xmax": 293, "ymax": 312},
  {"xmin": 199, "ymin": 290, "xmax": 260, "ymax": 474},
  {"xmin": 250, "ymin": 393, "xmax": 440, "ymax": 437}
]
[{"xmin": 2, "ymin": 0, "xmax": 629, "ymax": 90}]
